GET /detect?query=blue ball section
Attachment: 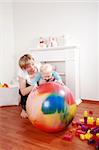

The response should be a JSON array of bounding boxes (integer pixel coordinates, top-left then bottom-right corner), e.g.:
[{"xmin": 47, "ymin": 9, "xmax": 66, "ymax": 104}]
[{"xmin": 42, "ymin": 93, "xmax": 67, "ymax": 114}]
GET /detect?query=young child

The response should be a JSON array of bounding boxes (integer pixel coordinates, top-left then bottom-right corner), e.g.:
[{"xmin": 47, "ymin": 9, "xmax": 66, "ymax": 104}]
[{"xmin": 31, "ymin": 63, "xmax": 64, "ymax": 86}]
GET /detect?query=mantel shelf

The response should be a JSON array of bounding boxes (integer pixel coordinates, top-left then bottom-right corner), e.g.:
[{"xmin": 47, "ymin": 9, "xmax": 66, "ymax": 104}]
[{"xmin": 28, "ymin": 46, "xmax": 77, "ymax": 52}]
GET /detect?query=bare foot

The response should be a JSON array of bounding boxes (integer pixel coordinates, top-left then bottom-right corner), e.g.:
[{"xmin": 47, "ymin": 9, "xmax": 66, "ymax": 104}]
[{"xmin": 20, "ymin": 109, "xmax": 28, "ymax": 118}]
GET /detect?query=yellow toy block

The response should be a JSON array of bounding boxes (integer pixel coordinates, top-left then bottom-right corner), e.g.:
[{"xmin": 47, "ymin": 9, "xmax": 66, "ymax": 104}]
[
  {"xmin": 84, "ymin": 111, "xmax": 88, "ymax": 117},
  {"xmin": 96, "ymin": 133, "xmax": 99, "ymax": 138},
  {"xmin": 87, "ymin": 117, "xmax": 94, "ymax": 125},
  {"xmin": 0, "ymin": 84, "xmax": 3, "ymax": 88},
  {"xmin": 80, "ymin": 134, "xmax": 85, "ymax": 140},
  {"xmin": 84, "ymin": 132, "xmax": 93, "ymax": 140},
  {"xmin": 96, "ymin": 118, "xmax": 99, "ymax": 126}
]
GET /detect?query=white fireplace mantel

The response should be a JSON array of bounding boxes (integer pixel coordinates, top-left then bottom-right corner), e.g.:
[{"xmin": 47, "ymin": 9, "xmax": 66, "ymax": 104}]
[{"xmin": 18, "ymin": 46, "xmax": 81, "ymax": 105}]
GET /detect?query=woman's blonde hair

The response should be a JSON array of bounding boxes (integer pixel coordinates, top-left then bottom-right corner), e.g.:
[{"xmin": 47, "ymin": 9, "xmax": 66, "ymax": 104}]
[
  {"xmin": 19, "ymin": 54, "xmax": 34, "ymax": 69},
  {"xmin": 40, "ymin": 63, "xmax": 53, "ymax": 74}
]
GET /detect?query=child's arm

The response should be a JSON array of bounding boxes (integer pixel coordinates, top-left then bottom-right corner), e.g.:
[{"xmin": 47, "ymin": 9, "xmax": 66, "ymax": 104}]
[{"xmin": 52, "ymin": 71, "xmax": 64, "ymax": 84}]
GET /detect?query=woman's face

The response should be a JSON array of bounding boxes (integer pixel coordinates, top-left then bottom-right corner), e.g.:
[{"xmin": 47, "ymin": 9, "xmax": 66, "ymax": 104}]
[{"xmin": 25, "ymin": 63, "xmax": 37, "ymax": 75}]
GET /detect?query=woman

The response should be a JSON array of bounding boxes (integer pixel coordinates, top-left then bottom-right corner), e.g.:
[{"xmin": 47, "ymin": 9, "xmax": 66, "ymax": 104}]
[{"xmin": 18, "ymin": 54, "xmax": 40, "ymax": 118}]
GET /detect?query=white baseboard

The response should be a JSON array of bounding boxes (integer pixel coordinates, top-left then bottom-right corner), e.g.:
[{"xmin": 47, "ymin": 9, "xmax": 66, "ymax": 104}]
[
  {"xmin": 82, "ymin": 99, "xmax": 99, "ymax": 102},
  {"xmin": 76, "ymin": 98, "xmax": 82, "ymax": 105}
]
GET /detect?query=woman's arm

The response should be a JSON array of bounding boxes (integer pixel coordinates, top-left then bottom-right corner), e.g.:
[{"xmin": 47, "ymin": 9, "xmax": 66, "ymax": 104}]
[
  {"xmin": 31, "ymin": 73, "xmax": 41, "ymax": 85},
  {"xmin": 19, "ymin": 77, "xmax": 33, "ymax": 96}
]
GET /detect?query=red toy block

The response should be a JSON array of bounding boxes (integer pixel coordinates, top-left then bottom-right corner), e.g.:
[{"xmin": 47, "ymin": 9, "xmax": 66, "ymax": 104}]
[
  {"xmin": 63, "ymin": 134, "xmax": 73, "ymax": 141},
  {"xmin": 88, "ymin": 110, "xmax": 93, "ymax": 116},
  {"xmin": 75, "ymin": 129, "xmax": 86, "ymax": 137}
]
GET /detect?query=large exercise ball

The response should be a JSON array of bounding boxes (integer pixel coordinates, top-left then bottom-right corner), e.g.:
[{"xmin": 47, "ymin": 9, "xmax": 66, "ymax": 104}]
[{"xmin": 26, "ymin": 82, "xmax": 77, "ymax": 133}]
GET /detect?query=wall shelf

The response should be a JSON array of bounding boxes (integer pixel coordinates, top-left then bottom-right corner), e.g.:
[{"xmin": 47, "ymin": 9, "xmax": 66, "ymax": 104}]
[{"xmin": 28, "ymin": 46, "xmax": 77, "ymax": 52}]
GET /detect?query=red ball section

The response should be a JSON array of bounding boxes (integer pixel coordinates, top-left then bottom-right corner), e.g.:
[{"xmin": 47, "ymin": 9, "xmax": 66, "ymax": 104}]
[{"xmin": 26, "ymin": 82, "xmax": 77, "ymax": 133}]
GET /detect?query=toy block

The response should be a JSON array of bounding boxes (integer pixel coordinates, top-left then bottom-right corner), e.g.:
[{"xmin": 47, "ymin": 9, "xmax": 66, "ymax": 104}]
[
  {"xmin": 79, "ymin": 118, "xmax": 84, "ymax": 123},
  {"xmin": 81, "ymin": 124, "xmax": 89, "ymax": 132},
  {"xmin": 96, "ymin": 141, "xmax": 99, "ymax": 150},
  {"xmin": 96, "ymin": 118, "xmax": 99, "ymax": 126},
  {"xmin": 88, "ymin": 139, "xmax": 95, "ymax": 144},
  {"xmin": 88, "ymin": 110, "xmax": 93, "ymax": 116},
  {"xmin": 96, "ymin": 133, "xmax": 99, "ymax": 138},
  {"xmin": 75, "ymin": 129, "xmax": 86, "ymax": 137},
  {"xmin": 0, "ymin": 84, "xmax": 3, "ymax": 88},
  {"xmin": 2, "ymin": 83, "xmax": 9, "ymax": 88},
  {"xmin": 84, "ymin": 111, "xmax": 88, "ymax": 124},
  {"xmin": 84, "ymin": 111, "xmax": 88, "ymax": 117},
  {"xmin": 63, "ymin": 134, "xmax": 73, "ymax": 141},
  {"xmin": 90, "ymin": 127, "xmax": 99, "ymax": 134},
  {"xmin": 87, "ymin": 117, "xmax": 94, "ymax": 125},
  {"xmin": 84, "ymin": 132, "xmax": 93, "ymax": 140},
  {"xmin": 80, "ymin": 134, "xmax": 85, "ymax": 140}
]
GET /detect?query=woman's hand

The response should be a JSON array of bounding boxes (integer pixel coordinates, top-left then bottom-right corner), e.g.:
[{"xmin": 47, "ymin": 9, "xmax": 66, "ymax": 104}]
[
  {"xmin": 32, "ymin": 85, "xmax": 38, "ymax": 92},
  {"xmin": 19, "ymin": 77, "xmax": 33, "ymax": 96}
]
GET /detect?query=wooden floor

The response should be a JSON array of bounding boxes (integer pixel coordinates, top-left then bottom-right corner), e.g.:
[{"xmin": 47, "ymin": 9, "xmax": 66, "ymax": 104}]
[{"xmin": 0, "ymin": 100, "xmax": 99, "ymax": 150}]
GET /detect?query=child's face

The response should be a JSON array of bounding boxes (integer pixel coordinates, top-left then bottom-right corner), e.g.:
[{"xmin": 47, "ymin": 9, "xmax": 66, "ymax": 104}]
[{"xmin": 41, "ymin": 72, "xmax": 52, "ymax": 81}]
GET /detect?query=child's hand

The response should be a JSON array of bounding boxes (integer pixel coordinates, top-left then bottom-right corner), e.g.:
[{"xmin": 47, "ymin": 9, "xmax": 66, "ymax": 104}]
[
  {"xmin": 55, "ymin": 80, "xmax": 64, "ymax": 86},
  {"xmin": 39, "ymin": 79, "xmax": 46, "ymax": 85}
]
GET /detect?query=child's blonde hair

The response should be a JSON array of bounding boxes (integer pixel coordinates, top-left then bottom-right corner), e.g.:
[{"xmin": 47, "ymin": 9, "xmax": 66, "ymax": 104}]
[
  {"xmin": 19, "ymin": 54, "xmax": 34, "ymax": 69},
  {"xmin": 40, "ymin": 63, "xmax": 53, "ymax": 74}
]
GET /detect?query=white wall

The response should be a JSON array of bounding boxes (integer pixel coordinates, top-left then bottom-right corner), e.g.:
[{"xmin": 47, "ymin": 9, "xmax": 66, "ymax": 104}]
[
  {"xmin": 0, "ymin": 3, "xmax": 15, "ymax": 84},
  {"xmin": 13, "ymin": 2, "xmax": 98, "ymax": 100},
  {"xmin": 0, "ymin": 2, "xmax": 98, "ymax": 100}
]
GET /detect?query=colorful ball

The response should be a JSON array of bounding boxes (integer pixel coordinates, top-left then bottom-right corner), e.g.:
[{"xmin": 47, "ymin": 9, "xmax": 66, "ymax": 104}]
[{"xmin": 26, "ymin": 82, "xmax": 77, "ymax": 133}]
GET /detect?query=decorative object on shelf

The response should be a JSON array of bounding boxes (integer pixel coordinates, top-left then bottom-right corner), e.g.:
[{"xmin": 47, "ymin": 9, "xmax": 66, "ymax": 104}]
[
  {"xmin": 57, "ymin": 35, "xmax": 66, "ymax": 47},
  {"xmin": 38, "ymin": 37, "xmax": 47, "ymax": 48},
  {"xmin": 48, "ymin": 36, "xmax": 58, "ymax": 48},
  {"xmin": 37, "ymin": 35, "xmax": 66, "ymax": 49}
]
